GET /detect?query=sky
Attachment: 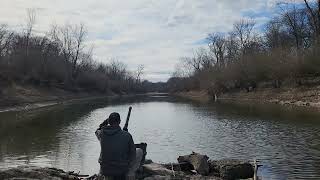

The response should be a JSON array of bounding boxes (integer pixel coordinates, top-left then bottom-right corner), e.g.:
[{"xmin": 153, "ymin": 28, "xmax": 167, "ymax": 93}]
[{"xmin": 0, "ymin": 0, "xmax": 291, "ymax": 82}]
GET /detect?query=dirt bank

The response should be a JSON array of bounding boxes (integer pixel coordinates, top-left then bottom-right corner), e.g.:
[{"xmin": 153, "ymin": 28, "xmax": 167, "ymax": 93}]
[
  {"xmin": 220, "ymin": 86, "xmax": 320, "ymax": 108},
  {"xmin": 174, "ymin": 91, "xmax": 212, "ymax": 103},
  {"xmin": 0, "ymin": 84, "xmax": 117, "ymax": 112},
  {"xmin": 175, "ymin": 86, "xmax": 320, "ymax": 109}
]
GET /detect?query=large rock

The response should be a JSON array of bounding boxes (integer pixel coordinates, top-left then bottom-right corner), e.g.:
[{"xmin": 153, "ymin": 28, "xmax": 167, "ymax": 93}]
[
  {"xmin": 177, "ymin": 152, "xmax": 210, "ymax": 175},
  {"xmin": 209, "ymin": 159, "xmax": 254, "ymax": 180}
]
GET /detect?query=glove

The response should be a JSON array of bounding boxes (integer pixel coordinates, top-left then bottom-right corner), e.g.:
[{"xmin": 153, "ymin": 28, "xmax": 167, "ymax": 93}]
[{"xmin": 98, "ymin": 119, "xmax": 109, "ymax": 129}]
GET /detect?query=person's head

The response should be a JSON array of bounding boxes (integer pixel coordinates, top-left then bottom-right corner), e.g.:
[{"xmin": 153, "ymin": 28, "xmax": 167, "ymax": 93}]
[{"xmin": 108, "ymin": 112, "xmax": 121, "ymax": 126}]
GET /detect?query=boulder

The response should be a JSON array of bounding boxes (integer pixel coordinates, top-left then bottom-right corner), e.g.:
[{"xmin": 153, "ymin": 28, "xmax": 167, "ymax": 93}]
[
  {"xmin": 177, "ymin": 152, "xmax": 210, "ymax": 175},
  {"xmin": 209, "ymin": 159, "xmax": 254, "ymax": 180}
]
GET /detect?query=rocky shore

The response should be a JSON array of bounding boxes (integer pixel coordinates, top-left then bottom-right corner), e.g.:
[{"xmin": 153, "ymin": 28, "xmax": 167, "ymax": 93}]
[
  {"xmin": 0, "ymin": 166, "xmax": 89, "ymax": 180},
  {"xmin": 0, "ymin": 152, "xmax": 259, "ymax": 180}
]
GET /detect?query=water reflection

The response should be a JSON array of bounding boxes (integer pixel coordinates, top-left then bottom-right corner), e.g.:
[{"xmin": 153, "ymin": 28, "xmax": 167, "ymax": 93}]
[{"xmin": 0, "ymin": 95, "xmax": 320, "ymax": 179}]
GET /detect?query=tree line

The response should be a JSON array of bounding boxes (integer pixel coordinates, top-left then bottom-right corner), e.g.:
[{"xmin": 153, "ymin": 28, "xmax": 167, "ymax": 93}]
[
  {"xmin": 0, "ymin": 10, "xmax": 146, "ymax": 94},
  {"xmin": 167, "ymin": 0, "xmax": 320, "ymax": 96}
]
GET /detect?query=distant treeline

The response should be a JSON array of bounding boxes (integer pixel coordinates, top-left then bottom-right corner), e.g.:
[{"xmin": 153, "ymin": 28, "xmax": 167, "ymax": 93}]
[
  {"xmin": 0, "ymin": 10, "xmax": 146, "ymax": 94},
  {"xmin": 167, "ymin": 1, "xmax": 320, "ymax": 95}
]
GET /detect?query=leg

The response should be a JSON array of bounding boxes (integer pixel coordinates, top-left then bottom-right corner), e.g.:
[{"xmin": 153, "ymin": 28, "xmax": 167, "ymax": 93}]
[{"xmin": 127, "ymin": 148, "xmax": 143, "ymax": 180}]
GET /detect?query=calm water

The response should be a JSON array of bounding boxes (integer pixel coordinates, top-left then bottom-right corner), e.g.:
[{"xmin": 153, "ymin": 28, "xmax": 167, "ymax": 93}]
[{"xmin": 1, "ymin": 95, "xmax": 320, "ymax": 179}]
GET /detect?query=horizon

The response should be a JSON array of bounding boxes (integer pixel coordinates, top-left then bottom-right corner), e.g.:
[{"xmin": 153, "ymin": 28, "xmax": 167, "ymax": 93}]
[{"xmin": 0, "ymin": 0, "xmax": 304, "ymax": 82}]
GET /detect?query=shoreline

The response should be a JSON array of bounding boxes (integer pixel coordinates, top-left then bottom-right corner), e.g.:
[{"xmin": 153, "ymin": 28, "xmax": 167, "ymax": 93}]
[
  {"xmin": 0, "ymin": 84, "xmax": 116, "ymax": 113},
  {"xmin": 0, "ymin": 84, "xmax": 157, "ymax": 113},
  {"xmin": 174, "ymin": 87, "xmax": 320, "ymax": 110},
  {"xmin": 174, "ymin": 90, "xmax": 212, "ymax": 103},
  {"xmin": 0, "ymin": 152, "xmax": 257, "ymax": 180},
  {"xmin": 0, "ymin": 92, "xmax": 168, "ymax": 113},
  {"xmin": 0, "ymin": 95, "xmax": 121, "ymax": 113}
]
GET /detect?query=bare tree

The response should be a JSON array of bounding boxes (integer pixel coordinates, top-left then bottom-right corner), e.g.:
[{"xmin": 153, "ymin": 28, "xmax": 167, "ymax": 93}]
[
  {"xmin": 57, "ymin": 23, "xmax": 87, "ymax": 84},
  {"xmin": 0, "ymin": 24, "xmax": 13, "ymax": 59},
  {"xmin": 167, "ymin": 1, "xmax": 320, "ymax": 93},
  {"xmin": 199, "ymin": 48, "xmax": 214, "ymax": 69},
  {"xmin": 25, "ymin": 8, "xmax": 36, "ymax": 57},
  {"xmin": 0, "ymin": 17, "xmax": 143, "ymax": 93},
  {"xmin": 184, "ymin": 55, "xmax": 202, "ymax": 74},
  {"xmin": 233, "ymin": 19, "xmax": 256, "ymax": 55},
  {"xmin": 279, "ymin": 3, "xmax": 309, "ymax": 51},
  {"xmin": 173, "ymin": 58, "xmax": 193, "ymax": 78},
  {"xmin": 319, "ymin": 0, "xmax": 320, "ymax": 29},
  {"xmin": 303, "ymin": 0, "xmax": 320, "ymax": 41},
  {"xmin": 109, "ymin": 59, "xmax": 127, "ymax": 80},
  {"xmin": 265, "ymin": 19, "xmax": 282, "ymax": 49},
  {"xmin": 135, "ymin": 64, "xmax": 144, "ymax": 83},
  {"xmin": 225, "ymin": 32, "xmax": 239, "ymax": 64},
  {"xmin": 207, "ymin": 33, "xmax": 226, "ymax": 68},
  {"xmin": 71, "ymin": 24, "xmax": 86, "ymax": 80},
  {"xmin": 0, "ymin": 24, "xmax": 8, "ymax": 59}
]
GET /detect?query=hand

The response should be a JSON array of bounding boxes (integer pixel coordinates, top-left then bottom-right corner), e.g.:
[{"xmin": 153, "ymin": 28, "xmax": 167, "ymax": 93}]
[{"xmin": 98, "ymin": 119, "xmax": 108, "ymax": 129}]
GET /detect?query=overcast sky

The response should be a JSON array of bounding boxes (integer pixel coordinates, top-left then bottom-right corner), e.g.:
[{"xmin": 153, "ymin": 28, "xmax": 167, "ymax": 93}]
[{"xmin": 1, "ymin": 0, "xmax": 284, "ymax": 82}]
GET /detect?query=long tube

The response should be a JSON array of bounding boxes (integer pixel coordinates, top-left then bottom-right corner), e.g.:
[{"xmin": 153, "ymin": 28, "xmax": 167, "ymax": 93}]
[{"xmin": 123, "ymin": 106, "xmax": 132, "ymax": 132}]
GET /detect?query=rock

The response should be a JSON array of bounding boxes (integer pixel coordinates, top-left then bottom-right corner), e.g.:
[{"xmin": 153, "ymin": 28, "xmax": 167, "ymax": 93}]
[
  {"xmin": 163, "ymin": 162, "xmax": 195, "ymax": 172},
  {"xmin": 144, "ymin": 174, "xmax": 220, "ymax": 180},
  {"xmin": 0, "ymin": 166, "xmax": 84, "ymax": 180},
  {"xmin": 163, "ymin": 163, "xmax": 180, "ymax": 171},
  {"xmin": 144, "ymin": 175, "xmax": 171, "ymax": 180},
  {"xmin": 144, "ymin": 159, "xmax": 153, "ymax": 164},
  {"xmin": 185, "ymin": 175, "xmax": 221, "ymax": 180},
  {"xmin": 177, "ymin": 152, "xmax": 210, "ymax": 175},
  {"xmin": 143, "ymin": 163, "xmax": 173, "ymax": 176},
  {"xmin": 0, "ymin": 158, "xmax": 254, "ymax": 180},
  {"xmin": 209, "ymin": 159, "xmax": 254, "ymax": 180}
]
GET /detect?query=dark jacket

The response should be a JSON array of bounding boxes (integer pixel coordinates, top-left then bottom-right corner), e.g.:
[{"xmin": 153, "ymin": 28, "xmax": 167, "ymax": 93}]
[{"xmin": 95, "ymin": 125, "xmax": 136, "ymax": 176}]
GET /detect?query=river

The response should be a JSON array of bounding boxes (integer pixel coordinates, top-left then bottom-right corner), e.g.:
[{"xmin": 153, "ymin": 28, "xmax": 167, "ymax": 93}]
[{"xmin": 0, "ymin": 94, "xmax": 320, "ymax": 179}]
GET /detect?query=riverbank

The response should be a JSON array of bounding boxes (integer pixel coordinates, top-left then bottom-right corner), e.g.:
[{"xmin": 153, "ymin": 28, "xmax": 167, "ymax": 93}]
[
  {"xmin": 175, "ymin": 86, "xmax": 320, "ymax": 109},
  {"xmin": 0, "ymin": 84, "xmax": 119, "ymax": 113},
  {"xmin": 174, "ymin": 91, "xmax": 212, "ymax": 103}
]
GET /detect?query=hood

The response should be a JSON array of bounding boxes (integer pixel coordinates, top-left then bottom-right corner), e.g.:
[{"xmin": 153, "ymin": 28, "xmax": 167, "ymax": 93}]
[{"xmin": 102, "ymin": 126, "xmax": 122, "ymax": 136}]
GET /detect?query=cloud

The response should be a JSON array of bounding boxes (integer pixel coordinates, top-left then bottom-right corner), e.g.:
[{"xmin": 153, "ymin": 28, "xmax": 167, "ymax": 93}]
[{"xmin": 0, "ymin": 0, "xmax": 278, "ymax": 82}]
